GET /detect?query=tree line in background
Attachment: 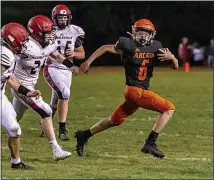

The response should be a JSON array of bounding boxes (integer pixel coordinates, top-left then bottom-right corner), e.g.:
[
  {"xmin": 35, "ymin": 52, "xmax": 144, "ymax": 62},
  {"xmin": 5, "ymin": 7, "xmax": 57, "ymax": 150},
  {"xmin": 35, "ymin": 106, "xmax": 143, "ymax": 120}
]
[{"xmin": 2, "ymin": 1, "xmax": 214, "ymax": 65}]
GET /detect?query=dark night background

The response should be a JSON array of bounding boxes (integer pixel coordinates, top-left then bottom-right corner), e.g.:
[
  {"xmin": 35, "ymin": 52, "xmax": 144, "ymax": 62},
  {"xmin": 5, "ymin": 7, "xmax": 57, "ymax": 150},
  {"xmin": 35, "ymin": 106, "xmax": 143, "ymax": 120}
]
[{"xmin": 1, "ymin": 1, "xmax": 214, "ymax": 66}]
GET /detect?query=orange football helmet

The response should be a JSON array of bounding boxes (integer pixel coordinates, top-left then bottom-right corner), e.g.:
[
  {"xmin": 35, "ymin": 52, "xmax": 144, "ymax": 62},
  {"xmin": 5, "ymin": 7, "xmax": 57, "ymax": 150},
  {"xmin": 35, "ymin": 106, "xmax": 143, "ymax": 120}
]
[{"xmin": 131, "ymin": 19, "xmax": 156, "ymax": 46}]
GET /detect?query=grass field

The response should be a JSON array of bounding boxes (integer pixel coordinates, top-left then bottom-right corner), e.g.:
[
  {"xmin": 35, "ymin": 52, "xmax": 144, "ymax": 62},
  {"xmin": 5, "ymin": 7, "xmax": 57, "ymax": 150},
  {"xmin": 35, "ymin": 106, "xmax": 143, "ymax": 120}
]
[{"xmin": 1, "ymin": 67, "xmax": 213, "ymax": 179}]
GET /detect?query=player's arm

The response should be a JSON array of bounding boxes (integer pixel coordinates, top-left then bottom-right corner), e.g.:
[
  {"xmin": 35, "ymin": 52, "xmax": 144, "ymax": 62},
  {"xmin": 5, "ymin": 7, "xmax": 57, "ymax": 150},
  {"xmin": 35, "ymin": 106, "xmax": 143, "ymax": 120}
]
[
  {"xmin": 80, "ymin": 44, "xmax": 121, "ymax": 73},
  {"xmin": 50, "ymin": 52, "xmax": 80, "ymax": 75},
  {"xmin": 65, "ymin": 46, "xmax": 85, "ymax": 60},
  {"xmin": 74, "ymin": 45, "xmax": 85, "ymax": 60},
  {"xmin": 7, "ymin": 74, "xmax": 41, "ymax": 98},
  {"xmin": 88, "ymin": 44, "xmax": 120, "ymax": 64},
  {"xmin": 170, "ymin": 55, "xmax": 179, "ymax": 69},
  {"xmin": 157, "ymin": 48, "xmax": 179, "ymax": 69},
  {"xmin": 66, "ymin": 37, "xmax": 85, "ymax": 60}
]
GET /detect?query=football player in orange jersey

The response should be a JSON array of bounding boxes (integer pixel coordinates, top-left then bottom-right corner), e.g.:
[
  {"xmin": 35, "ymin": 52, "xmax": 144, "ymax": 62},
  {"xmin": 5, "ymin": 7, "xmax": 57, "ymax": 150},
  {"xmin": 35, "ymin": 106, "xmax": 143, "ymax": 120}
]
[{"xmin": 75, "ymin": 19, "xmax": 179, "ymax": 158}]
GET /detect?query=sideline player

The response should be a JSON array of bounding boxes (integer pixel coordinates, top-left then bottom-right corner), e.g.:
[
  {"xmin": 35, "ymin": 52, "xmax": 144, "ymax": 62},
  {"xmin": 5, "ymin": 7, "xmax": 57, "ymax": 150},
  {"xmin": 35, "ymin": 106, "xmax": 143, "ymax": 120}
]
[
  {"xmin": 43, "ymin": 4, "xmax": 85, "ymax": 140},
  {"xmin": 75, "ymin": 19, "xmax": 179, "ymax": 158}
]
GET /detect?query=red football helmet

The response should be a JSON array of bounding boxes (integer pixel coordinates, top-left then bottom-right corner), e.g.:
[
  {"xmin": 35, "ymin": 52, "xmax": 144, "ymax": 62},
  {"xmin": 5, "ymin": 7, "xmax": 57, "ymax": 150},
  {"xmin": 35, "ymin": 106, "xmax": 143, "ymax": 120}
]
[
  {"xmin": 131, "ymin": 19, "xmax": 156, "ymax": 46},
  {"xmin": 1, "ymin": 22, "xmax": 29, "ymax": 52},
  {"xmin": 28, "ymin": 15, "xmax": 55, "ymax": 46},
  {"xmin": 52, "ymin": 4, "xmax": 72, "ymax": 29}
]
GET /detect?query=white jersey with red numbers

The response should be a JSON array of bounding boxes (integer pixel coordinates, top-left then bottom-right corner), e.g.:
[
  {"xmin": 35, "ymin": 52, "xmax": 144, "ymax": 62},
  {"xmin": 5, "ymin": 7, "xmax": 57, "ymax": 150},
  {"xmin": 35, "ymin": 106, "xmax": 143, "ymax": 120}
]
[
  {"xmin": 1, "ymin": 46, "xmax": 15, "ymax": 94},
  {"xmin": 13, "ymin": 36, "xmax": 58, "ymax": 89},
  {"xmin": 46, "ymin": 24, "xmax": 85, "ymax": 70}
]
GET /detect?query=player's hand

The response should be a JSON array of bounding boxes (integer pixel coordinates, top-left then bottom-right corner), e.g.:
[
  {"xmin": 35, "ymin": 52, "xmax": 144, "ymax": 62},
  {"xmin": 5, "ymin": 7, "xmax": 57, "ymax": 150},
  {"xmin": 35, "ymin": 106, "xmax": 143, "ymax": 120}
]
[
  {"xmin": 80, "ymin": 61, "xmax": 90, "ymax": 73},
  {"xmin": 26, "ymin": 90, "xmax": 41, "ymax": 99},
  {"xmin": 71, "ymin": 66, "xmax": 79, "ymax": 76},
  {"xmin": 157, "ymin": 48, "xmax": 175, "ymax": 61},
  {"xmin": 65, "ymin": 48, "xmax": 75, "ymax": 58}
]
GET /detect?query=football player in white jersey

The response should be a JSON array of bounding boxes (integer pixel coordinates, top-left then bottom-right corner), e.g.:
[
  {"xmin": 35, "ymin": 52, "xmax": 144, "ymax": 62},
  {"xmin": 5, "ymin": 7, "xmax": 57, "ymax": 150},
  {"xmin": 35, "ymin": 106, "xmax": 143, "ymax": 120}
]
[
  {"xmin": 11, "ymin": 15, "xmax": 78, "ymax": 161},
  {"xmin": 1, "ymin": 22, "xmax": 41, "ymax": 169},
  {"xmin": 43, "ymin": 4, "xmax": 85, "ymax": 140}
]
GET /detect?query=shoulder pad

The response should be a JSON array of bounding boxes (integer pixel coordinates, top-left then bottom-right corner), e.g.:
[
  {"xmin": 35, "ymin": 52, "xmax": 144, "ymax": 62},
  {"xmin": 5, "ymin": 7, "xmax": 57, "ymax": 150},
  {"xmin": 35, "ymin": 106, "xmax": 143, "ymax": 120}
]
[
  {"xmin": 70, "ymin": 25, "xmax": 85, "ymax": 37},
  {"xmin": 1, "ymin": 46, "xmax": 15, "ymax": 66},
  {"xmin": 116, "ymin": 37, "xmax": 133, "ymax": 52}
]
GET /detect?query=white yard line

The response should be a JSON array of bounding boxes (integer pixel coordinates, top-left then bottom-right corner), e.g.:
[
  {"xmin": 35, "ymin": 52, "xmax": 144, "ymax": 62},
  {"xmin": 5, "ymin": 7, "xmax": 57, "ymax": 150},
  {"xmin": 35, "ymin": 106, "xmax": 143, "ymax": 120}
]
[{"xmin": 99, "ymin": 153, "xmax": 212, "ymax": 162}]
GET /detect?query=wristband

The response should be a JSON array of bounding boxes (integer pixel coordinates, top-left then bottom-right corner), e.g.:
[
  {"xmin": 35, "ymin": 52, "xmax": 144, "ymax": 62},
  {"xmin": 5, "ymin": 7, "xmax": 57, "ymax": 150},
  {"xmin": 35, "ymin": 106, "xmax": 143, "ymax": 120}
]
[
  {"xmin": 62, "ymin": 58, "xmax": 75, "ymax": 68},
  {"xmin": 18, "ymin": 85, "xmax": 30, "ymax": 96}
]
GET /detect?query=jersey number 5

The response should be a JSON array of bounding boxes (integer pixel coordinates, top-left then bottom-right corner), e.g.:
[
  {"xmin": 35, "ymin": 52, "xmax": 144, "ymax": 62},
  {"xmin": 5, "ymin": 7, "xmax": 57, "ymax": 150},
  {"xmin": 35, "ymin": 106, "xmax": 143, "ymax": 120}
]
[
  {"xmin": 30, "ymin": 61, "xmax": 40, "ymax": 75},
  {"xmin": 138, "ymin": 59, "xmax": 149, "ymax": 80}
]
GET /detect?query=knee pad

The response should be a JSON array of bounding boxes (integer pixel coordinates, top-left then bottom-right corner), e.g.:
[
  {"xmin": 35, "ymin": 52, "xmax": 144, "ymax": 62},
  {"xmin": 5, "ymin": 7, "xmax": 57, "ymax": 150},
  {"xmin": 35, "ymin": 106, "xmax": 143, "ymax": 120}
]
[
  {"xmin": 38, "ymin": 103, "xmax": 52, "ymax": 119},
  {"xmin": 60, "ymin": 87, "xmax": 70, "ymax": 100},
  {"xmin": 110, "ymin": 110, "xmax": 126, "ymax": 126},
  {"xmin": 159, "ymin": 101, "xmax": 175, "ymax": 113},
  {"xmin": 167, "ymin": 101, "xmax": 175, "ymax": 111},
  {"xmin": 110, "ymin": 100, "xmax": 137, "ymax": 126},
  {"xmin": 8, "ymin": 123, "xmax": 21, "ymax": 137},
  {"xmin": 43, "ymin": 103, "xmax": 53, "ymax": 116}
]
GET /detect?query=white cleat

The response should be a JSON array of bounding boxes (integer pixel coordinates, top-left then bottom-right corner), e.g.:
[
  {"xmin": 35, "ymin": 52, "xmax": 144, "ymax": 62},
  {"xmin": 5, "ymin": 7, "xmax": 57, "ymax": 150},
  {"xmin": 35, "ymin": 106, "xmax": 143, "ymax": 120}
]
[{"xmin": 53, "ymin": 148, "xmax": 72, "ymax": 161}]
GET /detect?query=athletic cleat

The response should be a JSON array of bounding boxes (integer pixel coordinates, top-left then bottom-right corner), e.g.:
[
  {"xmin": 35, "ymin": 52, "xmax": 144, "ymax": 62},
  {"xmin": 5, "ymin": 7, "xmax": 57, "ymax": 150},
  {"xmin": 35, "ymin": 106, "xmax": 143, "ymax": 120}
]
[
  {"xmin": 11, "ymin": 162, "xmax": 33, "ymax": 170},
  {"xmin": 75, "ymin": 130, "xmax": 88, "ymax": 156},
  {"xmin": 59, "ymin": 128, "xmax": 70, "ymax": 141},
  {"xmin": 53, "ymin": 148, "xmax": 72, "ymax": 161},
  {"xmin": 141, "ymin": 141, "xmax": 165, "ymax": 158}
]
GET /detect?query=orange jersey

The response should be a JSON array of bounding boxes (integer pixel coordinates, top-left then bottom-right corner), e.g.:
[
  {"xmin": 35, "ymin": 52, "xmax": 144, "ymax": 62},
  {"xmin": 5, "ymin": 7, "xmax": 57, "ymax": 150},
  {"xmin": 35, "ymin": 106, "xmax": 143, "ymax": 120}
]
[{"xmin": 115, "ymin": 37, "xmax": 162, "ymax": 90}]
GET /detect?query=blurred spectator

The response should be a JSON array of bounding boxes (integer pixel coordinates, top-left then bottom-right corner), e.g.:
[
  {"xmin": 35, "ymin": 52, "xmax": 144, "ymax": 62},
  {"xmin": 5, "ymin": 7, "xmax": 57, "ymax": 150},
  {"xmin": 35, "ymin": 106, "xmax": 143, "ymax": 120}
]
[
  {"xmin": 178, "ymin": 37, "xmax": 191, "ymax": 66},
  {"xmin": 191, "ymin": 41, "xmax": 205, "ymax": 66},
  {"xmin": 206, "ymin": 39, "xmax": 214, "ymax": 68}
]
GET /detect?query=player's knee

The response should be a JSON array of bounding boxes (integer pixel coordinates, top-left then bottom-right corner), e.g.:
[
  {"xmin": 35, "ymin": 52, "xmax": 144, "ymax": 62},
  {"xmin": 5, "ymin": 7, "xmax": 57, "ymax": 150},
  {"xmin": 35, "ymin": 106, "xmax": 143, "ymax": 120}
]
[
  {"xmin": 159, "ymin": 101, "xmax": 175, "ymax": 115},
  {"xmin": 164, "ymin": 109, "xmax": 175, "ymax": 116},
  {"xmin": 45, "ymin": 104, "xmax": 53, "ymax": 115},
  {"xmin": 110, "ymin": 113, "xmax": 126, "ymax": 126},
  {"xmin": 40, "ymin": 104, "xmax": 52, "ymax": 119},
  {"xmin": 164, "ymin": 101, "xmax": 175, "ymax": 112},
  {"xmin": 60, "ymin": 88, "xmax": 70, "ymax": 100},
  {"xmin": 168, "ymin": 101, "xmax": 175, "ymax": 110},
  {"xmin": 8, "ymin": 123, "xmax": 21, "ymax": 137}
]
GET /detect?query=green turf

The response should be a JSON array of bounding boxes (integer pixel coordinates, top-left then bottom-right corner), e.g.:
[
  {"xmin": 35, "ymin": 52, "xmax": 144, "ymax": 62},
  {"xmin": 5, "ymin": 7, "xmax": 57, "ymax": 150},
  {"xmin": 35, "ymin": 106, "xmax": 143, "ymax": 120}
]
[{"xmin": 1, "ymin": 68, "xmax": 213, "ymax": 179}]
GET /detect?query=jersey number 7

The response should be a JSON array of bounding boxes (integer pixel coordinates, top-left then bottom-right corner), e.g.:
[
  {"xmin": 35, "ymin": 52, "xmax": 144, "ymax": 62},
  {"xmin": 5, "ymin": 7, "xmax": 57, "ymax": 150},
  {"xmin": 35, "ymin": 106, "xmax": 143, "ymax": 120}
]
[{"xmin": 138, "ymin": 59, "xmax": 149, "ymax": 80}]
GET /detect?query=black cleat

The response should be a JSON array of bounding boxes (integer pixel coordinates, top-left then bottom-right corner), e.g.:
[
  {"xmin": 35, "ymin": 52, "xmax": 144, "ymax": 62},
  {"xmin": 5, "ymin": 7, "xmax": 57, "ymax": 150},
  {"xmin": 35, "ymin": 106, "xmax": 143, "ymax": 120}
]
[
  {"xmin": 59, "ymin": 128, "xmax": 70, "ymax": 141},
  {"xmin": 141, "ymin": 141, "xmax": 165, "ymax": 158},
  {"xmin": 75, "ymin": 130, "xmax": 88, "ymax": 156},
  {"xmin": 11, "ymin": 162, "xmax": 33, "ymax": 170}
]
